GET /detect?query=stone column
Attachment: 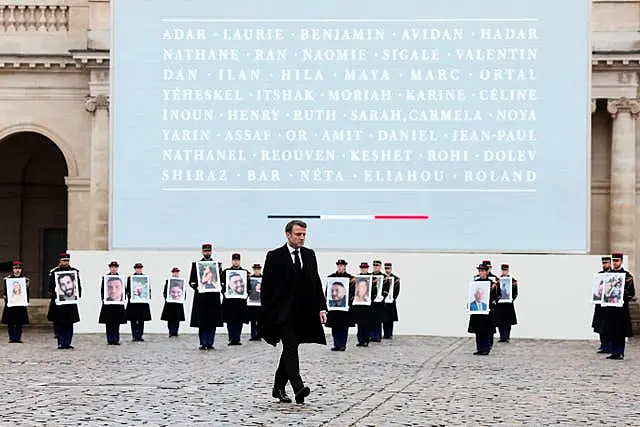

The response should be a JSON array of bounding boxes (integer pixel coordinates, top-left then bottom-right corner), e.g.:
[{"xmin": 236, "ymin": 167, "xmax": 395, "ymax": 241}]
[
  {"xmin": 65, "ymin": 177, "xmax": 91, "ymax": 250},
  {"xmin": 607, "ymin": 97, "xmax": 639, "ymax": 273},
  {"xmin": 85, "ymin": 93, "xmax": 110, "ymax": 250}
]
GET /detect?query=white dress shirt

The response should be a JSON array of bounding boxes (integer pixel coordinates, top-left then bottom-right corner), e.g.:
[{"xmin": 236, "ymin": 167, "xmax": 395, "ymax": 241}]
[{"xmin": 287, "ymin": 243, "xmax": 303, "ymax": 268}]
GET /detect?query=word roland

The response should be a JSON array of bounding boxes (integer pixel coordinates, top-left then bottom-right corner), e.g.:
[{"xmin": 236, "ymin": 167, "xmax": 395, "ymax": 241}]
[{"xmin": 464, "ymin": 170, "xmax": 536, "ymax": 182}]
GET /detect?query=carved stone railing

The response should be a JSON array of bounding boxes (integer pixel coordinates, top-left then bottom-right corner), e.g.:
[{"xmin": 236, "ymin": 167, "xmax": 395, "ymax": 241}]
[{"xmin": 0, "ymin": 4, "xmax": 69, "ymax": 32}]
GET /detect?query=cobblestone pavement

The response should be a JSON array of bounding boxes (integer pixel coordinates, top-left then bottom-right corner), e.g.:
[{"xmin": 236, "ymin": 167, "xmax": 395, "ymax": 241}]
[{"xmin": 1, "ymin": 330, "xmax": 639, "ymax": 426}]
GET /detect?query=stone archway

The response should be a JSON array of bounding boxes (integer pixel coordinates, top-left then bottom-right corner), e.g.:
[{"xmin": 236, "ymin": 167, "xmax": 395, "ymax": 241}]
[{"xmin": 0, "ymin": 131, "xmax": 69, "ymax": 297}]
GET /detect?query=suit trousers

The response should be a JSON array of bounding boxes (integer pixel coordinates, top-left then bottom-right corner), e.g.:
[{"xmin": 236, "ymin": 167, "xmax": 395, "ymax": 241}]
[
  {"xmin": 382, "ymin": 321, "xmax": 394, "ymax": 338},
  {"xmin": 8, "ymin": 324, "xmax": 23, "ymax": 342},
  {"xmin": 167, "ymin": 321, "xmax": 179, "ymax": 336},
  {"xmin": 499, "ymin": 325, "xmax": 511, "ymax": 340},
  {"xmin": 54, "ymin": 323, "xmax": 74, "ymax": 348},
  {"xmin": 610, "ymin": 337, "xmax": 626, "ymax": 357},
  {"xmin": 331, "ymin": 327, "xmax": 348, "ymax": 348},
  {"xmin": 274, "ymin": 319, "xmax": 303, "ymax": 391},
  {"xmin": 198, "ymin": 327, "xmax": 215, "ymax": 346},
  {"xmin": 599, "ymin": 333, "xmax": 611, "ymax": 352},
  {"xmin": 131, "ymin": 321, "xmax": 145, "ymax": 340},
  {"xmin": 105, "ymin": 323, "xmax": 120, "ymax": 344},
  {"xmin": 475, "ymin": 333, "xmax": 491, "ymax": 353},
  {"xmin": 227, "ymin": 322, "xmax": 243, "ymax": 343},
  {"xmin": 250, "ymin": 320, "xmax": 259, "ymax": 339}
]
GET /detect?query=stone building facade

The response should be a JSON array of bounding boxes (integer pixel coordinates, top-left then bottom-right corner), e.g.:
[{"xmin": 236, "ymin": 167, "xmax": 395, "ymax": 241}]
[{"xmin": 0, "ymin": 0, "xmax": 638, "ymax": 298}]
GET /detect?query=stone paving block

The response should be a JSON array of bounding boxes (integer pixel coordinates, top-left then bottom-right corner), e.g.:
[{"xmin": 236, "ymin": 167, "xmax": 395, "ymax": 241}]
[{"xmin": 0, "ymin": 331, "xmax": 636, "ymax": 425}]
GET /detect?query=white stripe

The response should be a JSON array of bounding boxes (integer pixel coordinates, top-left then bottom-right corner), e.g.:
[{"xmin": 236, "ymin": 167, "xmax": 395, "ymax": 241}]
[
  {"xmin": 161, "ymin": 188, "xmax": 536, "ymax": 193},
  {"xmin": 320, "ymin": 215, "xmax": 374, "ymax": 220},
  {"xmin": 160, "ymin": 18, "xmax": 539, "ymax": 23}
]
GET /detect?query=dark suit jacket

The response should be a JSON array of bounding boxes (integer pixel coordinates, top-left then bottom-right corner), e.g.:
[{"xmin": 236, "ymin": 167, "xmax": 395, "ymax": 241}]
[{"xmin": 259, "ymin": 244, "xmax": 327, "ymax": 346}]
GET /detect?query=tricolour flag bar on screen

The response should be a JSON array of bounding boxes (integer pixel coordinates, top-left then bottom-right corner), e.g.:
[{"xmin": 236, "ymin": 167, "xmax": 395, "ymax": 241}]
[{"xmin": 267, "ymin": 215, "xmax": 429, "ymax": 220}]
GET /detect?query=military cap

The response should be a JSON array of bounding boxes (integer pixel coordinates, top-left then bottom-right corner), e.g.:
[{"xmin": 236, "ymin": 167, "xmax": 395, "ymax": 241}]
[
  {"xmin": 58, "ymin": 253, "xmax": 70, "ymax": 260},
  {"xmin": 12, "ymin": 261, "xmax": 23, "ymax": 267},
  {"xmin": 336, "ymin": 259, "xmax": 348, "ymax": 265},
  {"xmin": 359, "ymin": 262, "xmax": 369, "ymax": 268},
  {"xmin": 108, "ymin": 261, "xmax": 119, "ymax": 267},
  {"xmin": 202, "ymin": 243, "xmax": 212, "ymax": 250},
  {"xmin": 372, "ymin": 260, "xmax": 382, "ymax": 266},
  {"xmin": 601, "ymin": 256, "xmax": 611, "ymax": 262},
  {"xmin": 252, "ymin": 263, "xmax": 262, "ymax": 269},
  {"xmin": 384, "ymin": 262, "xmax": 392, "ymax": 267},
  {"xmin": 482, "ymin": 260, "xmax": 492, "ymax": 266},
  {"xmin": 612, "ymin": 253, "xmax": 623, "ymax": 261},
  {"xmin": 477, "ymin": 264, "xmax": 489, "ymax": 270},
  {"xmin": 171, "ymin": 267, "xmax": 180, "ymax": 273},
  {"xmin": 501, "ymin": 264, "xmax": 509, "ymax": 269},
  {"xmin": 232, "ymin": 253, "xmax": 241, "ymax": 260},
  {"xmin": 133, "ymin": 263, "xmax": 143, "ymax": 269}
]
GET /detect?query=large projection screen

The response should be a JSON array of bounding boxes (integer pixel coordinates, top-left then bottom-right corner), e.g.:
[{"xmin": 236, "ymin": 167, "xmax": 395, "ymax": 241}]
[{"xmin": 111, "ymin": 0, "xmax": 590, "ymax": 251}]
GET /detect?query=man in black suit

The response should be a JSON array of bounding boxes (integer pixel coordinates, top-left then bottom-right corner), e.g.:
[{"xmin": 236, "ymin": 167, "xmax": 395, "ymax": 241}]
[{"xmin": 259, "ymin": 220, "xmax": 328, "ymax": 404}]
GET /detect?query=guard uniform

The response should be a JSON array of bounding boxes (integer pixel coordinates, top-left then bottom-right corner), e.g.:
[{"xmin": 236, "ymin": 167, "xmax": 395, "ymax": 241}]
[
  {"xmin": 221, "ymin": 253, "xmax": 250, "ymax": 345},
  {"xmin": 593, "ymin": 256, "xmax": 612, "ymax": 353},
  {"xmin": 495, "ymin": 263, "xmax": 518, "ymax": 342},
  {"xmin": 98, "ymin": 261, "xmax": 127, "ymax": 345},
  {"xmin": 47, "ymin": 252, "xmax": 82, "ymax": 349},
  {"xmin": 382, "ymin": 262, "xmax": 400, "ymax": 339},
  {"xmin": 126, "ymin": 263, "xmax": 152, "ymax": 342},
  {"xmin": 247, "ymin": 263, "xmax": 262, "ymax": 341},
  {"xmin": 600, "ymin": 252, "xmax": 635, "ymax": 360},
  {"xmin": 351, "ymin": 262, "xmax": 374, "ymax": 347},
  {"xmin": 1, "ymin": 261, "xmax": 29, "ymax": 343},
  {"xmin": 369, "ymin": 260, "xmax": 387, "ymax": 343},
  {"xmin": 326, "ymin": 259, "xmax": 355, "ymax": 351},
  {"xmin": 161, "ymin": 267, "xmax": 186, "ymax": 337},
  {"xmin": 189, "ymin": 243, "xmax": 223, "ymax": 350},
  {"xmin": 468, "ymin": 264, "xmax": 499, "ymax": 355},
  {"xmin": 482, "ymin": 260, "xmax": 499, "ymax": 349}
]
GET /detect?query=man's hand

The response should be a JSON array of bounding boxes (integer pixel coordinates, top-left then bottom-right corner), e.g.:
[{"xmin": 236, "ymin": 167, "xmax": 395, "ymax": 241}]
[{"xmin": 320, "ymin": 310, "xmax": 327, "ymax": 324}]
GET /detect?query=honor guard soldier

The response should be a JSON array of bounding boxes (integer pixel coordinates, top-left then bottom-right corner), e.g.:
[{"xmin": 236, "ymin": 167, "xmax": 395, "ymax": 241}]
[
  {"xmin": 161, "ymin": 267, "xmax": 186, "ymax": 337},
  {"xmin": 352, "ymin": 262, "xmax": 373, "ymax": 347},
  {"xmin": 482, "ymin": 260, "xmax": 499, "ymax": 349},
  {"xmin": 247, "ymin": 263, "xmax": 262, "ymax": 341},
  {"xmin": 382, "ymin": 262, "xmax": 400, "ymax": 339},
  {"xmin": 47, "ymin": 253, "xmax": 82, "ymax": 349},
  {"xmin": 2, "ymin": 261, "xmax": 29, "ymax": 343},
  {"xmin": 495, "ymin": 264, "xmax": 518, "ymax": 342},
  {"xmin": 326, "ymin": 259, "xmax": 355, "ymax": 351},
  {"xmin": 189, "ymin": 243, "xmax": 223, "ymax": 350},
  {"xmin": 126, "ymin": 263, "xmax": 152, "ymax": 342},
  {"xmin": 600, "ymin": 252, "xmax": 636, "ymax": 360},
  {"xmin": 369, "ymin": 260, "xmax": 386, "ymax": 343},
  {"xmin": 221, "ymin": 253, "xmax": 250, "ymax": 345},
  {"xmin": 593, "ymin": 256, "xmax": 612, "ymax": 353},
  {"xmin": 468, "ymin": 264, "xmax": 499, "ymax": 355},
  {"xmin": 99, "ymin": 261, "xmax": 127, "ymax": 345}
]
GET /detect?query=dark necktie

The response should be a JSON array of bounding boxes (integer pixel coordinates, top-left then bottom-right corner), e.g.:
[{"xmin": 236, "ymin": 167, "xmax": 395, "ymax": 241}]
[{"xmin": 293, "ymin": 250, "xmax": 302, "ymax": 271}]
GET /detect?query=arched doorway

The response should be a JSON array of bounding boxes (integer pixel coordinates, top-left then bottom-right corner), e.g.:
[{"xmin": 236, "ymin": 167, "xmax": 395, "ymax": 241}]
[{"xmin": 0, "ymin": 132, "xmax": 68, "ymax": 297}]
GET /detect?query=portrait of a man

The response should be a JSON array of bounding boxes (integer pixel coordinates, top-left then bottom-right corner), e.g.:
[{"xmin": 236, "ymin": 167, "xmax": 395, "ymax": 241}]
[
  {"xmin": 196, "ymin": 261, "xmax": 221, "ymax": 293},
  {"xmin": 247, "ymin": 277, "xmax": 262, "ymax": 306},
  {"xmin": 352, "ymin": 276, "xmax": 372, "ymax": 306},
  {"xmin": 103, "ymin": 275, "xmax": 125, "ymax": 305},
  {"xmin": 54, "ymin": 271, "xmax": 79, "ymax": 305},
  {"xmin": 468, "ymin": 281, "xmax": 490, "ymax": 314},
  {"xmin": 499, "ymin": 277, "xmax": 512, "ymax": 303},
  {"xmin": 5, "ymin": 278, "xmax": 27, "ymax": 307},
  {"xmin": 130, "ymin": 276, "xmax": 150, "ymax": 302},
  {"xmin": 592, "ymin": 273, "xmax": 605, "ymax": 304},
  {"xmin": 167, "ymin": 278, "xmax": 185, "ymax": 303},
  {"xmin": 225, "ymin": 270, "xmax": 248, "ymax": 299},
  {"xmin": 326, "ymin": 277, "xmax": 349, "ymax": 311}
]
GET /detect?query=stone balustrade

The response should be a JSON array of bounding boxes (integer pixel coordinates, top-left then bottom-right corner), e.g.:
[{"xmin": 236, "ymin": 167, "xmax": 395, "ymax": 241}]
[{"xmin": 0, "ymin": 4, "xmax": 69, "ymax": 32}]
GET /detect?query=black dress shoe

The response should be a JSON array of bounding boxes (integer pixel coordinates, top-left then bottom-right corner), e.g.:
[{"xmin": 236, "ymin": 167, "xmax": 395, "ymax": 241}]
[
  {"xmin": 331, "ymin": 347, "xmax": 340, "ymax": 351},
  {"xmin": 498, "ymin": 339, "xmax": 507, "ymax": 343},
  {"xmin": 206, "ymin": 345, "xmax": 215, "ymax": 350},
  {"xmin": 249, "ymin": 337, "xmax": 261, "ymax": 341},
  {"xmin": 356, "ymin": 342, "xmax": 369, "ymax": 347},
  {"xmin": 294, "ymin": 386, "xmax": 310, "ymax": 404},
  {"xmin": 272, "ymin": 389, "xmax": 292, "ymax": 403},
  {"xmin": 607, "ymin": 354, "xmax": 623, "ymax": 360},
  {"xmin": 339, "ymin": 347, "xmax": 346, "ymax": 351},
  {"xmin": 199, "ymin": 345, "xmax": 207, "ymax": 350},
  {"xmin": 597, "ymin": 349, "xmax": 611, "ymax": 354}
]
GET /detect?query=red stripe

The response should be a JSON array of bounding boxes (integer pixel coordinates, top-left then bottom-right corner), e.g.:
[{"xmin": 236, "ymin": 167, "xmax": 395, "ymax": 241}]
[{"xmin": 374, "ymin": 215, "xmax": 429, "ymax": 220}]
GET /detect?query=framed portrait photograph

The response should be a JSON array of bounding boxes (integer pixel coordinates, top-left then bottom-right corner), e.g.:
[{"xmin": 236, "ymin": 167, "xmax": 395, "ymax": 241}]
[
  {"xmin": 498, "ymin": 277, "xmax": 513, "ymax": 303},
  {"xmin": 601, "ymin": 272, "xmax": 626, "ymax": 307},
  {"xmin": 130, "ymin": 275, "xmax": 151, "ymax": 303},
  {"xmin": 5, "ymin": 277, "xmax": 27, "ymax": 307},
  {"xmin": 352, "ymin": 275, "xmax": 372, "ymax": 306},
  {"xmin": 166, "ymin": 277, "xmax": 186, "ymax": 304},
  {"xmin": 196, "ymin": 261, "xmax": 221, "ymax": 293},
  {"xmin": 373, "ymin": 276, "xmax": 385, "ymax": 302},
  {"xmin": 384, "ymin": 277, "xmax": 395, "ymax": 303},
  {"xmin": 54, "ymin": 270, "xmax": 79, "ymax": 305},
  {"xmin": 591, "ymin": 273, "xmax": 606, "ymax": 304},
  {"xmin": 103, "ymin": 275, "xmax": 126, "ymax": 305},
  {"xmin": 225, "ymin": 270, "xmax": 248, "ymax": 299},
  {"xmin": 247, "ymin": 277, "xmax": 262, "ymax": 306},
  {"xmin": 467, "ymin": 281, "xmax": 490, "ymax": 315},
  {"xmin": 326, "ymin": 277, "xmax": 349, "ymax": 311}
]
